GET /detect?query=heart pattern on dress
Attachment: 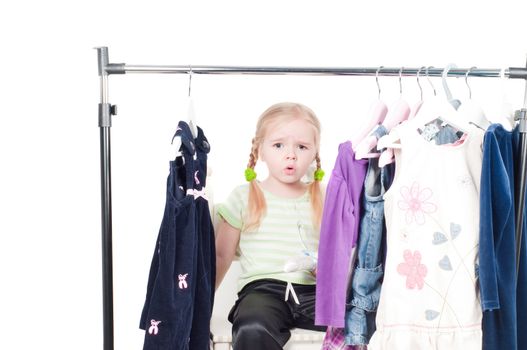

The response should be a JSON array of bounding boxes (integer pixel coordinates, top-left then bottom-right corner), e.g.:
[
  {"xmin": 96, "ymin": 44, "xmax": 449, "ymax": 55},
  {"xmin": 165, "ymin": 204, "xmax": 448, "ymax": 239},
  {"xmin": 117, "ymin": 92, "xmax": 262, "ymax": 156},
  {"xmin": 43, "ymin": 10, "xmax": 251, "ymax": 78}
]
[
  {"xmin": 450, "ymin": 223, "xmax": 461, "ymax": 240},
  {"xmin": 425, "ymin": 309, "xmax": 440, "ymax": 320},
  {"xmin": 432, "ymin": 232, "xmax": 448, "ymax": 245},
  {"xmin": 439, "ymin": 255, "xmax": 453, "ymax": 271}
]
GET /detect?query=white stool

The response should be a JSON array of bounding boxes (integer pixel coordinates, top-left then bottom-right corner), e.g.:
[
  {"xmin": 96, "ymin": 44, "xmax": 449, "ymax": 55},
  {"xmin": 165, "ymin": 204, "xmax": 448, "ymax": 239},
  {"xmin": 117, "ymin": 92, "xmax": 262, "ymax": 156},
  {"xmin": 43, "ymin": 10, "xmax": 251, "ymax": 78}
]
[{"xmin": 210, "ymin": 261, "xmax": 325, "ymax": 350}]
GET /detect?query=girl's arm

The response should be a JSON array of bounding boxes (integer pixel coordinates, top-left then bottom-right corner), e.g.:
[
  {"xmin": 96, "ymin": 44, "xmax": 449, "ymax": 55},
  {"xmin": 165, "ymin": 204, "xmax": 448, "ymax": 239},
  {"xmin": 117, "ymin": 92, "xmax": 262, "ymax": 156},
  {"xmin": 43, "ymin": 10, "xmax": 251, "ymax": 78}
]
[{"xmin": 215, "ymin": 218, "xmax": 241, "ymax": 290}]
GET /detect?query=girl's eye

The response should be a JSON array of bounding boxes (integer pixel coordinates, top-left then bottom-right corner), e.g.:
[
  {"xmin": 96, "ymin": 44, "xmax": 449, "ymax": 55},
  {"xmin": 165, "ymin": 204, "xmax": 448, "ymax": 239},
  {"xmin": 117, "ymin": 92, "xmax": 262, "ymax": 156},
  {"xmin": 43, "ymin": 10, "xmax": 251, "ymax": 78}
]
[
  {"xmin": 273, "ymin": 143, "xmax": 283, "ymax": 149},
  {"xmin": 298, "ymin": 145, "xmax": 308, "ymax": 150}
]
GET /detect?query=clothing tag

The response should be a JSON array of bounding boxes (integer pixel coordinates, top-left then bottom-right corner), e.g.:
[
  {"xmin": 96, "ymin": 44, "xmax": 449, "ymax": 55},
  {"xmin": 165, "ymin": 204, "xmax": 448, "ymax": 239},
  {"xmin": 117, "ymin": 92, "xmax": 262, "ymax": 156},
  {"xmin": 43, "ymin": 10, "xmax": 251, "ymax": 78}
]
[{"xmin": 420, "ymin": 123, "xmax": 440, "ymax": 142}]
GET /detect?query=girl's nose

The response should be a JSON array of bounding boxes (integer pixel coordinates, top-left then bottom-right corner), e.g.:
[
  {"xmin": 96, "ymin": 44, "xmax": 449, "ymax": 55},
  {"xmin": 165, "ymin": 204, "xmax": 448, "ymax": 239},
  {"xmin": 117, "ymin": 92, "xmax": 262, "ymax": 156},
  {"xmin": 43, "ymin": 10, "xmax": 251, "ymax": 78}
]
[{"xmin": 286, "ymin": 149, "xmax": 297, "ymax": 160}]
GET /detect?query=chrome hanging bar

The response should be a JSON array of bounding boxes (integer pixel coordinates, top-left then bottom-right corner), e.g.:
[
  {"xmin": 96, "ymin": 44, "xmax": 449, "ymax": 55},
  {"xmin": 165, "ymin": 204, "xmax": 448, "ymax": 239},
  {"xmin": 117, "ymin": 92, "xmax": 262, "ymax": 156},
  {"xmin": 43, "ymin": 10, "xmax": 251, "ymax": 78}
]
[{"xmin": 104, "ymin": 62, "xmax": 527, "ymax": 79}]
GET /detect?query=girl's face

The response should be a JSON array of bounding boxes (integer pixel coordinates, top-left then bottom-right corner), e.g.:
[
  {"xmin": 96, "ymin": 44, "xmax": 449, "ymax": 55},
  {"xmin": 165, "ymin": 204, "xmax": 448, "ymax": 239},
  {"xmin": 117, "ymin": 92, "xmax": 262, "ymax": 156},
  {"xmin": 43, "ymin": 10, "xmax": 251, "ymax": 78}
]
[{"xmin": 259, "ymin": 117, "xmax": 318, "ymax": 187}]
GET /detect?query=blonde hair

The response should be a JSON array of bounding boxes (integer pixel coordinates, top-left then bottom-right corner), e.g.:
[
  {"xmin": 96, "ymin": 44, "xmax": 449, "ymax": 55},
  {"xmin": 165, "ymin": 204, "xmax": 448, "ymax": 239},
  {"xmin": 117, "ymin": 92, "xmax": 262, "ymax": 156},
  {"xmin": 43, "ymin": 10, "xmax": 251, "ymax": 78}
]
[{"xmin": 245, "ymin": 102, "xmax": 323, "ymax": 231}]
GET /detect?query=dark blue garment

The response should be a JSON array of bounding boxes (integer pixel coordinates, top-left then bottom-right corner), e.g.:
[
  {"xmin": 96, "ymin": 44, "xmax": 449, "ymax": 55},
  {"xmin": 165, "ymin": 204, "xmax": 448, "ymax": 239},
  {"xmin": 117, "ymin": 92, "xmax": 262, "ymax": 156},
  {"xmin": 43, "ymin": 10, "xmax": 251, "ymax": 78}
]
[
  {"xmin": 189, "ymin": 126, "xmax": 216, "ymax": 350},
  {"xmin": 479, "ymin": 124, "xmax": 527, "ymax": 350},
  {"xmin": 139, "ymin": 122, "xmax": 215, "ymax": 350}
]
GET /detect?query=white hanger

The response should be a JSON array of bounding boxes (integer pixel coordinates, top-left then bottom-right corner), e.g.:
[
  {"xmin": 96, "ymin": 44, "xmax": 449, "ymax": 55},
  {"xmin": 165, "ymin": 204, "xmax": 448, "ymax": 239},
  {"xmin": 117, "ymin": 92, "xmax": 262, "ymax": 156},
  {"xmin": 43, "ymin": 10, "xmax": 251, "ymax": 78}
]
[
  {"xmin": 457, "ymin": 66, "xmax": 491, "ymax": 130},
  {"xmin": 186, "ymin": 66, "xmax": 199, "ymax": 138},
  {"xmin": 352, "ymin": 67, "xmax": 388, "ymax": 150},
  {"xmin": 378, "ymin": 67, "xmax": 472, "ymax": 151},
  {"xmin": 442, "ymin": 63, "xmax": 462, "ymax": 110},
  {"xmin": 487, "ymin": 67, "xmax": 514, "ymax": 130},
  {"xmin": 172, "ymin": 67, "xmax": 199, "ymax": 158},
  {"xmin": 377, "ymin": 98, "xmax": 464, "ymax": 150}
]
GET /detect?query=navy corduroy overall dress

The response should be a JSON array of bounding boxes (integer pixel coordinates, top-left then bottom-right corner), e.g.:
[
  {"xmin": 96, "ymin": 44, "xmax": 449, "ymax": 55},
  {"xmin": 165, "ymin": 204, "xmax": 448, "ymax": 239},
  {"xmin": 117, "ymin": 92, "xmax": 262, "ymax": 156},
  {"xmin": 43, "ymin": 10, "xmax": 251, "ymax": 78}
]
[{"xmin": 139, "ymin": 121, "xmax": 215, "ymax": 350}]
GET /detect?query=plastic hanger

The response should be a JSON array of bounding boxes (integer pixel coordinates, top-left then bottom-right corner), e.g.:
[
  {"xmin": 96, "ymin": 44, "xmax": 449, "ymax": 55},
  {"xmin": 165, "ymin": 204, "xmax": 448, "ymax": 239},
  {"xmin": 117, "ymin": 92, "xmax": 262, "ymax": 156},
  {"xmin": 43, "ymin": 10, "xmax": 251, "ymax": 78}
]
[
  {"xmin": 353, "ymin": 67, "xmax": 388, "ymax": 159},
  {"xmin": 400, "ymin": 64, "xmax": 470, "ymax": 142},
  {"xmin": 378, "ymin": 67, "xmax": 427, "ymax": 167},
  {"xmin": 379, "ymin": 67, "xmax": 472, "ymax": 150},
  {"xmin": 171, "ymin": 66, "xmax": 199, "ymax": 158},
  {"xmin": 186, "ymin": 66, "xmax": 199, "ymax": 138},
  {"xmin": 442, "ymin": 63, "xmax": 462, "ymax": 110},
  {"xmin": 357, "ymin": 67, "xmax": 410, "ymax": 159},
  {"xmin": 381, "ymin": 67, "xmax": 411, "ymax": 130},
  {"xmin": 377, "ymin": 66, "xmax": 431, "ymax": 151},
  {"xmin": 352, "ymin": 67, "xmax": 388, "ymax": 151},
  {"xmin": 377, "ymin": 98, "xmax": 466, "ymax": 150},
  {"xmin": 457, "ymin": 66, "xmax": 491, "ymax": 130},
  {"xmin": 409, "ymin": 66, "xmax": 426, "ymax": 119},
  {"xmin": 487, "ymin": 67, "xmax": 514, "ymax": 130}
]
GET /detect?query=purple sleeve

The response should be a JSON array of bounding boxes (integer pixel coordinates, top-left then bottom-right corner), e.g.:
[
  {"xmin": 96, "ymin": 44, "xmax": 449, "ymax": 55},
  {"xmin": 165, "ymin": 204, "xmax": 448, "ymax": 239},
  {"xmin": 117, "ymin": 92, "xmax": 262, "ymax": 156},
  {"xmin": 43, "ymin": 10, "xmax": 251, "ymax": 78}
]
[
  {"xmin": 316, "ymin": 177, "xmax": 353, "ymax": 327},
  {"xmin": 315, "ymin": 143, "xmax": 367, "ymax": 327}
]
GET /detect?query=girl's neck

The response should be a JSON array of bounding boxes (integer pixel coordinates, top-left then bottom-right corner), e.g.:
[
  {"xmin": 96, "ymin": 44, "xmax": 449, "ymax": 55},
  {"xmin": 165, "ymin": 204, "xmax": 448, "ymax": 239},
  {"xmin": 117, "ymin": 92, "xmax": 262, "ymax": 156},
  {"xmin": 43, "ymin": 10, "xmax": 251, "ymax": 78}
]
[{"xmin": 259, "ymin": 178, "xmax": 308, "ymax": 199}]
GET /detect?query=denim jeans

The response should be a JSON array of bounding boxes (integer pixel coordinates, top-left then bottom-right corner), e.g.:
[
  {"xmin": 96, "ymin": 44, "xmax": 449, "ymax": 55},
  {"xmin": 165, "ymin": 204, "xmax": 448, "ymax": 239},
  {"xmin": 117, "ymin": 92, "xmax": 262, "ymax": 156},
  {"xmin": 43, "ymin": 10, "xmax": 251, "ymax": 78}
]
[{"xmin": 345, "ymin": 156, "xmax": 392, "ymax": 346}]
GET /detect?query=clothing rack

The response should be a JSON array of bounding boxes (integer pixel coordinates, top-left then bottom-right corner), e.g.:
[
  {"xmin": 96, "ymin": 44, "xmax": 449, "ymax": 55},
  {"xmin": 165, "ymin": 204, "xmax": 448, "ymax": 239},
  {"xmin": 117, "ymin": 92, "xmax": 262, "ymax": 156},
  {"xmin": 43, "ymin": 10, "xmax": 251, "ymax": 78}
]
[{"xmin": 95, "ymin": 46, "xmax": 527, "ymax": 350}]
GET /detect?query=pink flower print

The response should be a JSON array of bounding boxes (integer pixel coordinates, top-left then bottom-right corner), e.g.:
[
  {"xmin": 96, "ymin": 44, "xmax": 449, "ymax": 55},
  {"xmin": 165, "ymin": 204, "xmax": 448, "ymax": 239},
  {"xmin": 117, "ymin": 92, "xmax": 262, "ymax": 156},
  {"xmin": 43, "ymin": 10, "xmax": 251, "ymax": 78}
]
[
  {"xmin": 397, "ymin": 250, "xmax": 427, "ymax": 290},
  {"xmin": 398, "ymin": 182, "xmax": 437, "ymax": 225}
]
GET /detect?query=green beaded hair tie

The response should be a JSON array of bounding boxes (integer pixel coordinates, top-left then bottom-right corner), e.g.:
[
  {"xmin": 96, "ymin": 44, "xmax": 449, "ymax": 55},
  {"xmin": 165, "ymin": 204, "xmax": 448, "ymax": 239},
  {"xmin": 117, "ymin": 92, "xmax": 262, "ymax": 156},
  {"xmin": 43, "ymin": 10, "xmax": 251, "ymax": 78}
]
[
  {"xmin": 245, "ymin": 168, "xmax": 257, "ymax": 182},
  {"xmin": 314, "ymin": 168, "xmax": 325, "ymax": 181}
]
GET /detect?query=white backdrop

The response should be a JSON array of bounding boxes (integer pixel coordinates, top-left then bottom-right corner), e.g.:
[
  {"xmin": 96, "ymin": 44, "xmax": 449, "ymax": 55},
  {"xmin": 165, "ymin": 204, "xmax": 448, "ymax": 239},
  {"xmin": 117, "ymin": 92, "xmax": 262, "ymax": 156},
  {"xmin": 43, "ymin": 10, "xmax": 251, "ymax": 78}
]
[{"xmin": 1, "ymin": 1, "xmax": 526, "ymax": 349}]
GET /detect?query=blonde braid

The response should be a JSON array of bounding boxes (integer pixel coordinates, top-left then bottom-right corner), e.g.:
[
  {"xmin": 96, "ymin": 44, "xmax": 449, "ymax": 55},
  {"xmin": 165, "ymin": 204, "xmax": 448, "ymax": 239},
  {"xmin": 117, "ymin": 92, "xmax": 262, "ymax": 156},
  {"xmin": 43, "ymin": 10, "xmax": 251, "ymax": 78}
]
[
  {"xmin": 247, "ymin": 138, "xmax": 258, "ymax": 170},
  {"xmin": 245, "ymin": 137, "xmax": 266, "ymax": 230},
  {"xmin": 309, "ymin": 153, "xmax": 324, "ymax": 230}
]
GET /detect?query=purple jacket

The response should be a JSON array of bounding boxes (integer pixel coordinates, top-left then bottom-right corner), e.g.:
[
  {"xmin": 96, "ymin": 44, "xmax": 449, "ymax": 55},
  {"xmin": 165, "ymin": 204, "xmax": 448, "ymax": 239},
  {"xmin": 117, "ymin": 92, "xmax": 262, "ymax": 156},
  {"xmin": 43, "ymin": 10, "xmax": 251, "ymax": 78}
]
[{"xmin": 315, "ymin": 141, "xmax": 368, "ymax": 327}]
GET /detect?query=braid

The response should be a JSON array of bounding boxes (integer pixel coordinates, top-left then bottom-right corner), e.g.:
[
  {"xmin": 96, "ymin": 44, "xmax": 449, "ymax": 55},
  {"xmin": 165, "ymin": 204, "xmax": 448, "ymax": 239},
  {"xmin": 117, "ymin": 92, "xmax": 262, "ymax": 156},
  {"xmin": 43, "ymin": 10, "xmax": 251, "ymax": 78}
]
[
  {"xmin": 309, "ymin": 153, "xmax": 324, "ymax": 230},
  {"xmin": 245, "ymin": 137, "xmax": 266, "ymax": 230},
  {"xmin": 247, "ymin": 138, "xmax": 258, "ymax": 169}
]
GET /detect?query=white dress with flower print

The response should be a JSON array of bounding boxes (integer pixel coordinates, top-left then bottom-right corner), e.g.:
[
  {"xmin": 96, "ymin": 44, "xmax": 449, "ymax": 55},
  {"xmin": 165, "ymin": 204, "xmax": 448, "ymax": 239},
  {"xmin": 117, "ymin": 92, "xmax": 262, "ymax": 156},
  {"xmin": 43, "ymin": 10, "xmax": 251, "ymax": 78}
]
[{"xmin": 368, "ymin": 123, "xmax": 484, "ymax": 350}]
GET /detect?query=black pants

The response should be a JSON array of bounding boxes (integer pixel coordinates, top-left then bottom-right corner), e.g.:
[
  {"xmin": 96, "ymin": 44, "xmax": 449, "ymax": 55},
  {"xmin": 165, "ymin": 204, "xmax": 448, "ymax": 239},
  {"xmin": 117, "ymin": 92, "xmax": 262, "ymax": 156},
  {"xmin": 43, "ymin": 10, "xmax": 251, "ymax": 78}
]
[{"xmin": 228, "ymin": 279, "xmax": 326, "ymax": 350}]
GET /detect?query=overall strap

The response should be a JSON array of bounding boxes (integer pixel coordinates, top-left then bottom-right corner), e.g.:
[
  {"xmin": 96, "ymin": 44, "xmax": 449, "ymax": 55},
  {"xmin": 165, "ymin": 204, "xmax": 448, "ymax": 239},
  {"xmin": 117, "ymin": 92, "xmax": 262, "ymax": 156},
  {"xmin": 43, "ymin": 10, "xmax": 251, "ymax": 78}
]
[
  {"xmin": 193, "ymin": 126, "xmax": 211, "ymax": 189},
  {"xmin": 172, "ymin": 121, "xmax": 197, "ymax": 195}
]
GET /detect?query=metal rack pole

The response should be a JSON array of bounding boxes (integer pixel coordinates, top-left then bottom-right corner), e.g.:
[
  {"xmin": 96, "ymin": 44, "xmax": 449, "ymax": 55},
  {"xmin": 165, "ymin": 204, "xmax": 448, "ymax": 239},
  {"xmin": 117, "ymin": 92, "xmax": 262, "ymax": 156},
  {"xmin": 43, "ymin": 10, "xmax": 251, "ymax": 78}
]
[
  {"xmin": 514, "ymin": 57, "xmax": 527, "ymax": 281},
  {"xmin": 96, "ymin": 46, "xmax": 115, "ymax": 350}
]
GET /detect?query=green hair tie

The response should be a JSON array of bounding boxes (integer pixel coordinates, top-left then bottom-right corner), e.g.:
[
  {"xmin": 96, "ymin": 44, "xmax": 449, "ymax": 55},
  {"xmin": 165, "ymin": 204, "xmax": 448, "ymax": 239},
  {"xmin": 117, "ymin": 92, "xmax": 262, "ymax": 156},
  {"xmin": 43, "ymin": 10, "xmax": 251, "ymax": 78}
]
[
  {"xmin": 314, "ymin": 168, "xmax": 325, "ymax": 181},
  {"xmin": 245, "ymin": 168, "xmax": 257, "ymax": 182}
]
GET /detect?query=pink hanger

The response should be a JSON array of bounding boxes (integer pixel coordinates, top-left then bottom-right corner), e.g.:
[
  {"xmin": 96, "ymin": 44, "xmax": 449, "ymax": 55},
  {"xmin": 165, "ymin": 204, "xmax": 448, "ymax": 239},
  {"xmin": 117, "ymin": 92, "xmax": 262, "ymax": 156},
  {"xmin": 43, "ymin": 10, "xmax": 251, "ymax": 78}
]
[
  {"xmin": 381, "ymin": 67, "xmax": 411, "ymax": 130},
  {"xmin": 379, "ymin": 67, "xmax": 425, "ymax": 167},
  {"xmin": 354, "ymin": 67, "xmax": 388, "ymax": 159}
]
